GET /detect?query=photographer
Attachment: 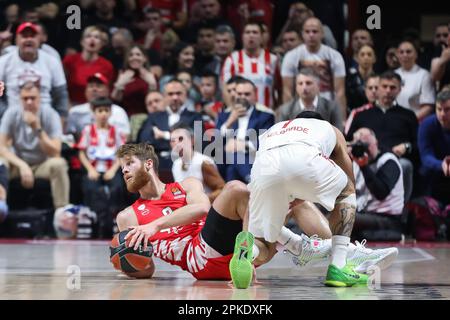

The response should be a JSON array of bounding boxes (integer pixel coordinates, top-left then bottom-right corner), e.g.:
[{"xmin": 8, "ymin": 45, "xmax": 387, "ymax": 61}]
[
  {"xmin": 350, "ymin": 128, "xmax": 404, "ymax": 240},
  {"xmin": 216, "ymin": 77, "xmax": 274, "ymax": 182}
]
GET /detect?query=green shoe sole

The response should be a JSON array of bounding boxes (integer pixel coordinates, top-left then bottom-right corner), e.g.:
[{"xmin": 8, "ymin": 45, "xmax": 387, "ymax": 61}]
[{"xmin": 229, "ymin": 231, "xmax": 254, "ymax": 289}]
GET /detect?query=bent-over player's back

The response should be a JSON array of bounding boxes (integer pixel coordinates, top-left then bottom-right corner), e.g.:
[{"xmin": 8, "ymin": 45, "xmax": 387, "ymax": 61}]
[{"xmin": 258, "ymin": 118, "xmax": 336, "ymax": 157}]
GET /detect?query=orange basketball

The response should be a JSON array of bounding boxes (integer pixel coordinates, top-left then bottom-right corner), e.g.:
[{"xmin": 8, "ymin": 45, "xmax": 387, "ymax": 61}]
[{"xmin": 110, "ymin": 230, "xmax": 155, "ymax": 279}]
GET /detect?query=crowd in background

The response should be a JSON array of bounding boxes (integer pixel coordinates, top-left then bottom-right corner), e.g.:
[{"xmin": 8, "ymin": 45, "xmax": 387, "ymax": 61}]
[{"xmin": 0, "ymin": 0, "xmax": 448, "ymax": 240}]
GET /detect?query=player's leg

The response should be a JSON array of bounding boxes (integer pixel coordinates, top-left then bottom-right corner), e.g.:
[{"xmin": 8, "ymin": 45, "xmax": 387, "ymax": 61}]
[{"xmin": 206, "ymin": 180, "xmax": 275, "ymax": 265}]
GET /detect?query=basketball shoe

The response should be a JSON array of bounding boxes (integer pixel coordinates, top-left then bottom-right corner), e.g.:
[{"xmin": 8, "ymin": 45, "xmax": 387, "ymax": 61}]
[
  {"xmin": 324, "ymin": 263, "xmax": 369, "ymax": 287},
  {"xmin": 289, "ymin": 235, "xmax": 398, "ymax": 274},
  {"xmin": 229, "ymin": 231, "xmax": 254, "ymax": 289}
]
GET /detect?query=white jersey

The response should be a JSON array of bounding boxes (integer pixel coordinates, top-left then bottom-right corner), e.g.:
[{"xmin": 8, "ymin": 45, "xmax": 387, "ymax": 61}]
[
  {"xmin": 172, "ymin": 152, "xmax": 216, "ymax": 193},
  {"xmin": 258, "ymin": 118, "xmax": 336, "ymax": 157},
  {"xmin": 221, "ymin": 49, "xmax": 279, "ymax": 108}
]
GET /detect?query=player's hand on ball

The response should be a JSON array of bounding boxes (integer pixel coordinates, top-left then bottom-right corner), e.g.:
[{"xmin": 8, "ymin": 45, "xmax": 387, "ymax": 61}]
[{"xmin": 125, "ymin": 222, "xmax": 160, "ymax": 251}]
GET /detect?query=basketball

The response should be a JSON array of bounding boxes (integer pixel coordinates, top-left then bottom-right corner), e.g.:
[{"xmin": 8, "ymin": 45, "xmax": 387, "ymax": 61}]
[{"xmin": 110, "ymin": 230, "xmax": 155, "ymax": 278}]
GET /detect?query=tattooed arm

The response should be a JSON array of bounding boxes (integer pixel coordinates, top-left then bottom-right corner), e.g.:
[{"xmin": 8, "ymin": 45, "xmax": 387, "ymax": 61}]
[{"xmin": 328, "ymin": 126, "xmax": 357, "ymax": 237}]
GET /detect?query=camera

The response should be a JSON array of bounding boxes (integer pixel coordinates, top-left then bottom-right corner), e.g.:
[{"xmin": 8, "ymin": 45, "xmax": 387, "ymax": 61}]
[{"xmin": 350, "ymin": 141, "xmax": 369, "ymax": 158}]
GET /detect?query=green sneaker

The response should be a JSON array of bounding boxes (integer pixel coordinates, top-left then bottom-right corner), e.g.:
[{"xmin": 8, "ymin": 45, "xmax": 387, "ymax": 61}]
[
  {"xmin": 324, "ymin": 263, "xmax": 369, "ymax": 287},
  {"xmin": 229, "ymin": 231, "xmax": 254, "ymax": 289}
]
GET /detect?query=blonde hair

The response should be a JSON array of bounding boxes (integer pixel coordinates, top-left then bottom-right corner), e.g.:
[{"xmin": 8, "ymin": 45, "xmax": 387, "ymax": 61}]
[{"xmin": 116, "ymin": 143, "xmax": 159, "ymax": 172}]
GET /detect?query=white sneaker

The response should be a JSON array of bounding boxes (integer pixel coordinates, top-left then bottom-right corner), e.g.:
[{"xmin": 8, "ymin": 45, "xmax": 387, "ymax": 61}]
[
  {"xmin": 347, "ymin": 239, "xmax": 399, "ymax": 274},
  {"xmin": 290, "ymin": 234, "xmax": 332, "ymax": 267}
]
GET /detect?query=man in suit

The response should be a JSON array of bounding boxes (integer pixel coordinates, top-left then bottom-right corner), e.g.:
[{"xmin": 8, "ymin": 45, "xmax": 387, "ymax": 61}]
[
  {"xmin": 216, "ymin": 78, "xmax": 275, "ymax": 183},
  {"xmin": 137, "ymin": 80, "xmax": 202, "ymax": 179},
  {"xmin": 277, "ymin": 67, "xmax": 344, "ymax": 131}
]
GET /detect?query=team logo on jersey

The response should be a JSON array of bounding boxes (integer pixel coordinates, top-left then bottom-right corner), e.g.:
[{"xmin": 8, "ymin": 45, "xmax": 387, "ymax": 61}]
[
  {"xmin": 171, "ymin": 187, "xmax": 182, "ymax": 196},
  {"xmin": 137, "ymin": 204, "xmax": 150, "ymax": 216}
]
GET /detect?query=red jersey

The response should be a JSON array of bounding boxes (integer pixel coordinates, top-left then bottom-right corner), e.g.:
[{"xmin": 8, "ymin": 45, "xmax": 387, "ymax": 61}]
[
  {"xmin": 63, "ymin": 53, "xmax": 115, "ymax": 104},
  {"xmin": 131, "ymin": 182, "xmax": 231, "ymax": 279}
]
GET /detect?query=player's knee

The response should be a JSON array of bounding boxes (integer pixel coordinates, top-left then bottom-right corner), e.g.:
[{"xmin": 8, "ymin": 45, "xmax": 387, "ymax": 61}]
[{"xmin": 223, "ymin": 180, "xmax": 249, "ymax": 198}]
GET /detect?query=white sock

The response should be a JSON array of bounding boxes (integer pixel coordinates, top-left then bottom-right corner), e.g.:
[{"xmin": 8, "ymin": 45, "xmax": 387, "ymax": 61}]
[
  {"xmin": 252, "ymin": 244, "xmax": 260, "ymax": 261},
  {"xmin": 277, "ymin": 227, "xmax": 302, "ymax": 255},
  {"xmin": 331, "ymin": 235, "xmax": 350, "ymax": 268}
]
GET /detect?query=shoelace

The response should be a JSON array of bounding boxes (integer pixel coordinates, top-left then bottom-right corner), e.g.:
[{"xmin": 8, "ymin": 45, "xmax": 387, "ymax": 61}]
[{"xmin": 354, "ymin": 239, "xmax": 373, "ymax": 254}]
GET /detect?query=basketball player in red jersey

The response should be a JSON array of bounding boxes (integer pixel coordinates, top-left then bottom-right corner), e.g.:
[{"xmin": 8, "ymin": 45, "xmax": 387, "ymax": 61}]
[{"xmin": 115, "ymin": 142, "xmax": 258, "ymax": 280}]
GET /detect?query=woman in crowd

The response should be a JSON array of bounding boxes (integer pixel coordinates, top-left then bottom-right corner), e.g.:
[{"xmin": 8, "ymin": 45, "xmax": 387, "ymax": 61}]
[
  {"xmin": 111, "ymin": 44, "xmax": 158, "ymax": 117},
  {"xmin": 395, "ymin": 40, "xmax": 436, "ymax": 121},
  {"xmin": 346, "ymin": 44, "xmax": 377, "ymax": 111}
]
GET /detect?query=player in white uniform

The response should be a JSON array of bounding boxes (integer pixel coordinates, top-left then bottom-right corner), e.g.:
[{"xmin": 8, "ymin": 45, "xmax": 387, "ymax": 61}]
[{"xmin": 230, "ymin": 111, "xmax": 397, "ymax": 288}]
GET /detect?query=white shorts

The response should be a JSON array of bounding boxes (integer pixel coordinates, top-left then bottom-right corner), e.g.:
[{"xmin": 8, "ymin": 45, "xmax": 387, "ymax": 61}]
[{"xmin": 248, "ymin": 144, "xmax": 348, "ymax": 243}]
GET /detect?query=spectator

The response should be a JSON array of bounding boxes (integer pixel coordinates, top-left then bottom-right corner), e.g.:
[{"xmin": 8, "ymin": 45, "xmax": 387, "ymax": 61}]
[
  {"xmin": 0, "ymin": 81, "xmax": 69, "ymax": 210},
  {"xmin": 280, "ymin": 28, "xmax": 302, "ymax": 55},
  {"xmin": 275, "ymin": 1, "xmax": 337, "ymax": 49},
  {"xmin": 227, "ymin": 0, "xmax": 274, "ymax": 43},
  {"xmin": 346, "ymin": 45, "xmax": 377, "ymax": 111},
  {"xmin": 0, "ymin": 4, "xmax": 19, "ymax": 51},
  {"xmin": 160, "ymin": 42, "xmax": 196, "ymax": 92},
  {"xmin": 63, "ymin": 26, "xmax": 115, "ymax": 105},
  {"xmin": 108, "ymin": 28, "xmax": 134, "ymax": 71},
  {"xmin": 129, "ymin": 90, "xmax": 165, "ymax": 142},
  {"xmin": 77, "ymin": 97, "xmax": 126, "ymax": 238},
  {"xmin": 85, "ymin": 0, "xmax": 130, "ymax": 38},
  {"xmin": 350, "ymin": 128, "xmax": 404, "ymax": 241},
  {"xmin": 194, "ymin": 22, "xmax": 216, "ymax": 72},
  {"xmin": 188, "ymin": 0, "xmax": 231, "ymax": 42},
  {"xmin": 216, "ymin": 78, "xmax": 274, "ymax": 183},
  {"xmin": 137, "ymin": 79, "xmax": 203, "ymax": 177},
  {"xmin": 170, "ymin": 124, "xmax": 225, "ymax": 202},
  {"xmin": 276, "ymin": 67, "xmax": 343, "ymax": 131},
  {"xmin": 418, "ymin": 90, "xmax": 450, "ymax": 205},
  {"xmin": 111, "ymin": 44, "xmax": 158, "ymax": 116},
  {"xmin": 379, "ymin": 42, "xmax": 400, "ymax": 73},
  {"xmin": 2, "ymin": 22, "xmax": 61, "ymax": 60},
  {"xmin": 347, "ymin": 29, "xmax": 374, "ymax": 70},
  {"xmin": 345, "ymin": 71, "xmax": 419, "ymax": 202},
  {"xmin": 281, "ymin": 17, "xmax": 347, "ymax": 118},
  {"xmin": 345, "ymin": 74, "xmax": 379, "ymax": 134},
  {"xmin": 136, "ymin": 0, "xmax": 187, "ymax": 33},
  {"xmin": 204, "ymin": 25, "xmax": 236, "ymax": 77},
  {"xmin": 420, "ymin": 23, "xmax": 449, "ymax": 70},
  {"xmin": 221, "ymin": 21, "xmax": 280, "ymax": 109},
  {"xmin": 0, "ymin": 22, "xmax": 68, "ymax": 121},
  {"xmin": 431, "ymin": 22, "xmax": 450, "ymax": 91},
  {"xmin": 223, "ymin": 76, "xmax": 239, "ymax": 108},
  {"xmin": 66, "ymin": 73, "xmax": 130, "ymax": 142},
  {"xmin": 199, "ymin": 70, "xmax": 223, "ymax": 121},
  {"xmin": 396, "ymin": 40, "xmax": 435, "ymax": 121},
  {"xmin": 176, "ymin": 69, "xmax": 201, "ymax": 109},
  {"xmin": 133, "ymin": 8, "xmax": 164, "ymax": 51}
]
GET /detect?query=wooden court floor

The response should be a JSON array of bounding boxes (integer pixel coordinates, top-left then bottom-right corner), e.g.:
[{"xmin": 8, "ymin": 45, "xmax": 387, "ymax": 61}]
[{"xmin": 1, "ymin": 239, "xmax": 450, "ymax": 300}]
